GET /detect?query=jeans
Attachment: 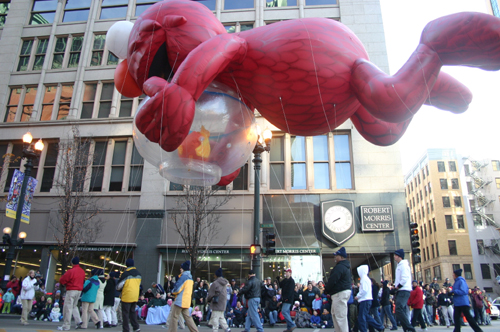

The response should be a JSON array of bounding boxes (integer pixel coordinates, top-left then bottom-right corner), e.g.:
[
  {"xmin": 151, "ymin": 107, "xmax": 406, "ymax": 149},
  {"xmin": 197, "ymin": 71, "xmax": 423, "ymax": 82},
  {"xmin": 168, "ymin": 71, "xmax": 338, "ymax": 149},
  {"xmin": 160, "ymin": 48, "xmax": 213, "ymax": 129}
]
[
  {"xmin": 268, "ymin": 310, "xmax": 278, "ymax": 325},
  {"xmin": 281, "ymin": 302, "xmax": 296, "ymax": 329},
  {"xmin": 358, "ymin": 300, "xmax": 384, "ymax": 332},
  {"xmin": 244, "ymin": 298, "xmax": 263, "ymax": 332},
  {"xmin": 380, "ymin": 304, "xmax": 397, "ymax": 328},
  {"xmin": 370, "ymin": 307, "xmax": 383, "ymax": 326},
  {"xmin": 454, "ymin": 306, "xmax": 483, "ymax": 332},
  {"xmin": 395, "ymin": 291, "xmax": 415, "ymax": 332},
  {"xmin": 425, "ymin": 305, "xmax": 435, "ymax": 324},
  {"xmin": 474, "ymin": 307, "xmax": 484, "ymax": 325}
]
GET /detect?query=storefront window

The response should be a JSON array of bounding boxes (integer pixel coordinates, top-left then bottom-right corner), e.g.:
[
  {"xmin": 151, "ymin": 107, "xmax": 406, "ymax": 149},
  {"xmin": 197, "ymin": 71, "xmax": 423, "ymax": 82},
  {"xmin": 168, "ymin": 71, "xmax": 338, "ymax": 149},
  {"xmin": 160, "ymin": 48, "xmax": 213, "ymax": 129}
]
[{"xmin": 263, "ymin": 255, "xmax": 321, "ymax": 284}]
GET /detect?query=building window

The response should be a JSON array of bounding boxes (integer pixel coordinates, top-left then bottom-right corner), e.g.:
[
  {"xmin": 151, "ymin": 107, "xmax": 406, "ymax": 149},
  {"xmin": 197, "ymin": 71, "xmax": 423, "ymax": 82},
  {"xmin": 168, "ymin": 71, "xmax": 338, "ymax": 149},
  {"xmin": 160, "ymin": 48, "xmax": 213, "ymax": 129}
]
[
  {"xmin": 452, "ymin": 263, "xmax": 460, "ymax": 272},
  {"xmin": 266, "ymin": 0, "xmax": 297, "ymax": 7},
  {"xmin": 100, "ymin": 0, "xmax": 128, "ymax": 19},
  {"xmin": 424, "ymin": 224, "xmax": 427, "ymax": 237},
  {"xmin": 136, "ymin": 0, "xmax": 161, "ymax": 16},
  {"xmin": 428, "ymin": 182, "xmax": 432, "ymax": 193},
  {"xmin": 109, "ymin": 141, "xmax": 126, "ymax": 191},
  {"xmin": 477, "ymin": 239, "xmax": 485, "ymax": 255},
  {"xmin": 17, "ymin": 40, "xmax": 34, "ymax": 71},
  {"xmin": 63, "ymin": 0, "xmax": 91, "ymax": 23},
  {"xmin": 334, "ymin": 134, "xmax": 352, "ymax": 189},
  {"xmin": 456, "ymin": 215, "xmax": 465, "ymax": 229},
  {"xmin": 198, "ymin": 0, "xmax": 216, "ymax": 10},
  {"xmin": 290, "ymin": 136, "xmax": 306, "ymax": 189},
  {"xmin": 426, "ymin": 164, "xmax": 429, "ymax": 176},
  {"xmin": 449, "ymin": 161, "xmax": 457, "ymax": 172},
  {"xmin": 306, "ymin": 0, "xmax": 338, "ymax": 5},
  {"xmin": 426, "ymin": 203, "xmax": 429, "ymax": 214},
  {"xmin": 3, "ymin": 86, "xmax": 38, "ymax": 123},
  {"xmin": 493, "ymin": 160, "xmax": 500, "ymax": 171},
  {"xmin": 494, "ymin": 264, "xmax": 500, "ymax": 278},
  {"xmin": 442, "ymin": 196, "xmax": 450, "ymax": 208},
  {"xmin": 437, "ymin": 161, "xmax": 445, "ymax": 172},
  {"xmin": 445, "ymin": 215, "xmax": 453, "ymax": 229},
  {"xmin": 3, "ymin": 143, "xmax": 23, "ymax": 193},
  {"xmin": 424, "ymin": 186, "xmax": 427, "ymax": 196},
  {"xmin": 428, "ymin": 220, "xmax": 432, "ymax": 234},
  {"xmin": 436, "ymin": 242, "xmax": 439, "ymax": 257},
  {"xmin": 425, "ymin": 268, "xmax": 431, "ymax": 284},
  {"xmin": 269, "ymin": 135, "xmax": 284, "ymax": 189},
  {"xmin": 422, "ymin": 169, "xmax": 426, "ymax": 180},
  {"xmin": 128, "ymin": 144, "xmax": 143, "ymax": 191},
  {"xmin": 91, "ymin": 34, "xmax": 118, "ymax": 66},
  {"xmin": 232, "ymin": 163, "xmax": 249, "ymax": 190},
  {"xmin": 481, "ymin": 264, "xmax": 492, "ymax": 279},
  {"xmin": 496, "ymin": 178, "xmax": 500, "ymax": 189},
  {"xmin": 0, "ymin": 1, "xmax": 9, "ymax": 27},
  {"xmin": 224, "ymin": 0, "xmax": 255, "ymax": 10},
  {"xmin": 57, "ymin": 84, "xmax": 73, "ymax": 120},
  {"xmin": 433, "ymin": 218, "xmax": 437, "ymax": 232},
  {"xmin": 430, "ymin": 200, "xmax": 434, "ymax": 211},
  {"xmin": 17, "ymin": 38, "xmax": 49, "ymax": 72},
  {"xmin": 30, "ymin": 0, "xmax": 57, "ymax": 25},
  {"xmin": 169, "ymin": 182, "xmax": 184, "ymax": 191},
  {"xmin": 464, "ymin": 164, "xmax": 470, "ymax": 176},
  {"xmin": 312, "ymin": 135, "xmax": 330, "ymax": 189},
  {"xmin": 418, "ymin": 174, "xmax": 421, "ymax": 184},
  {"xmin": 440, "ymin": 179, "xmax": 448, "ymax": 189},
  {"xmin": 451, "ymin": 178, "xmax": 459, "ymax": 189},
  {"xmin": 453, "ymin": 196, "xmax": 462, "ymax": 208},
  {"xmin": 463, "ymin": 264, "xmax": 473, "ymax": 279},
  {"xmin": 422, "ymin": 248, "xmax": 426, "ymax": 262},
  {"xmin": 431, "ymin": 244, "xmax": 435, "ymax": 258},
  {"xmin": 448, "ymin": 240, "xmax": 457, "ymax": 255},
  {"xmin": 473, "ymin": 214, "xmax": 482, "ymax": 226},
  {"xmin": 52, "ymin": 35, "xmax": 84, "ymax": 69},
  {"xmin": 81, "ymin": 82, "xmax": 117, "ymax": 119},
  {"xmin": 467, "ymin": 181, "xmax": 473, "ymax": 194},
  {"xmin": 433, "ymin": 265, "xmax": 441, "ymax": 280},
  {"xmin": 411, "ymin": 182, "xmax": 413, "ymax": 192}
]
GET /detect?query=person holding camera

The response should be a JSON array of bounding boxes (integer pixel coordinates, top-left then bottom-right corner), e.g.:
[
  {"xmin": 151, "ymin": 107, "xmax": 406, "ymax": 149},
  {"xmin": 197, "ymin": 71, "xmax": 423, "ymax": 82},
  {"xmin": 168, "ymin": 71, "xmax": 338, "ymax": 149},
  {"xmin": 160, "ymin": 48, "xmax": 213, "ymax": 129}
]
[
  {"xmin": 20, "ymin": 270, "xmax": 39, "ymax": 325},
  {"xmin": 207, "ymin": 268, "xmax": 230, "ymax": 332}
]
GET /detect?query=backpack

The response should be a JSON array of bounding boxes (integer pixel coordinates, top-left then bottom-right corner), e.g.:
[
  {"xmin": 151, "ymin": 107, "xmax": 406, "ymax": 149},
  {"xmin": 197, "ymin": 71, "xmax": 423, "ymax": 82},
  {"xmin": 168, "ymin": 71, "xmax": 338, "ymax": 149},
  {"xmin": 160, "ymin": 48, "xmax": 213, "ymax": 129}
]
[{"xmin": 295, "ymin": 311, "xmax": 311, "ymax": 328}]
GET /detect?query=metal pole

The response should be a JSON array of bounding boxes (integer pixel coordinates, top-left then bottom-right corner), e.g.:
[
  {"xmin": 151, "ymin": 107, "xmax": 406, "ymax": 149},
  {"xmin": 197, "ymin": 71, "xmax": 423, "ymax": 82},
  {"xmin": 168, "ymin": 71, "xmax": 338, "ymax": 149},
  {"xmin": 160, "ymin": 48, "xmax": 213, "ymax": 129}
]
[
  {"xmin": 1, "ymin": 155, "xmax": 33, "ymax": 289},
  {"xmin": 252, "ymin": 150, "xmax": 262, "ymax": 280}
]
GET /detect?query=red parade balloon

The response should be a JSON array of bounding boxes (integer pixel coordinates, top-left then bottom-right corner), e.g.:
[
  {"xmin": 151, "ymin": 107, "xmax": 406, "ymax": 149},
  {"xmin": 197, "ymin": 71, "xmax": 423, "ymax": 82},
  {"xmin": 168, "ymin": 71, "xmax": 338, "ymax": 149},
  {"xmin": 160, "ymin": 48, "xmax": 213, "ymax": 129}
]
[{"xmin": 114, "ymin": 60, "xmax": 142, "ymax": 98}]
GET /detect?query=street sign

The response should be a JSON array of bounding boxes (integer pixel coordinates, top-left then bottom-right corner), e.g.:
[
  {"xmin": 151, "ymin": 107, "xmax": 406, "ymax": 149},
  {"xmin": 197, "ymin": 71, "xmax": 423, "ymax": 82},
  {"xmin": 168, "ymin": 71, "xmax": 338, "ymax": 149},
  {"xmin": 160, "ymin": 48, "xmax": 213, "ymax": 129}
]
[{"xmin": 260, "ymin": 223, "xmax": 274, "ymax": 228}]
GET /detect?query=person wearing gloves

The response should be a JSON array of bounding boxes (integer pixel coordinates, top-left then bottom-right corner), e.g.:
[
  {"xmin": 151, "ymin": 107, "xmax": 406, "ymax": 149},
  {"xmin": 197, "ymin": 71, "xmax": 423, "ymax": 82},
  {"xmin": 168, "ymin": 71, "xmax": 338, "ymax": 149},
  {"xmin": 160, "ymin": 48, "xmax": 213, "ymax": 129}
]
[
  {"xmin": 81, "ymin": 269, "xmax": 101, "ymax": 329},
  {"xmin": 354, "ymin": 265, "xmax": 384, "ymax": 332},
  {"xmin": 278, "ymin": 268, "xmax": 296, "ymax": 332},
  {"xmin": 58, "ymin": 256, "xmax": 85, "ymax": 331},
  {"xmin": 408, "ymin": 280, "xmax": 426, "ymax": 330},
  {"xmin": 393, "ymin": 249, "xmax": 415, "ymax": 332},
  {"xmin": 207, "ymin": 268, "xmax": 230, "ymax": 332},
  {"xmin": 116, "ymin": 258, "xmax": 142, "ymax": 332},
  {"xmin": 451, "ymin": 269, "xmax": 483, "ymax": 332},
  {"xmin": 325, "ymin": 247, "xmax": 352, "ymax": 332},
  {"xmin": 168, "ymin": 260, "xmax": 199, "ymax": 332},
  {"xmin": 20, "ymin": 270, "xmax": 40, "ymax": 325}
]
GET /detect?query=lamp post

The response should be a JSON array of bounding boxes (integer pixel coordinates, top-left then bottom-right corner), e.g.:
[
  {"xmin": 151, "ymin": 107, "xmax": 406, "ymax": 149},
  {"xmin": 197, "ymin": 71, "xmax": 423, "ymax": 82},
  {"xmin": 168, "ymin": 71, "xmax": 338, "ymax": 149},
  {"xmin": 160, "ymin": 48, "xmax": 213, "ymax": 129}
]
[
  {"xmin": 1, "ymin": 132, "xmax": 43, "ymax": 289},
  {"xmin": 251, "ymin": 126, "xmax": 272, "ymax": 280}
]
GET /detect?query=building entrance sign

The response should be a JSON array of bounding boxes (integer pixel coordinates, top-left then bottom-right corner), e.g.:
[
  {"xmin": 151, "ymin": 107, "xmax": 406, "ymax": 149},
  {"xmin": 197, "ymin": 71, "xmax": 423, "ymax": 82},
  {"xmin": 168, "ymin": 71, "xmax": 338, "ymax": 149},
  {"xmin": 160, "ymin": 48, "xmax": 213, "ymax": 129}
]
[
  {"xmin": 321, "ymin": 200, "xmax": 356, "ymax": 246},
  {"xmin": 360, "ymin": 205, "xmax": 394, "ymax": 232}
]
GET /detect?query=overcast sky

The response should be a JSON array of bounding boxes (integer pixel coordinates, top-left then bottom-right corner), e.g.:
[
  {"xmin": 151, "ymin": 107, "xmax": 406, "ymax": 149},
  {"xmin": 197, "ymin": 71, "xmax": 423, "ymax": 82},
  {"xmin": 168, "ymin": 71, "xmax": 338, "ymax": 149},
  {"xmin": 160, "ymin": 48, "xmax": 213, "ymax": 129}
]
[{"xmin": 379, "ymin": 0, "xmax": 500, "ymax": 173}]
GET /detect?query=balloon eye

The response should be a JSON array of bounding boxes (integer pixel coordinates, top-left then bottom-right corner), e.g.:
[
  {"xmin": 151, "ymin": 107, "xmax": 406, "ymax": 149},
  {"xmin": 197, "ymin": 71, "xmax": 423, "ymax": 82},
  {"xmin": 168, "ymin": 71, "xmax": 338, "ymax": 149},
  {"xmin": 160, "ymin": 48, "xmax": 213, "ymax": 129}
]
[{"xmin": 106, "ymin": 21, "xmax": 134, "ymax": 59}]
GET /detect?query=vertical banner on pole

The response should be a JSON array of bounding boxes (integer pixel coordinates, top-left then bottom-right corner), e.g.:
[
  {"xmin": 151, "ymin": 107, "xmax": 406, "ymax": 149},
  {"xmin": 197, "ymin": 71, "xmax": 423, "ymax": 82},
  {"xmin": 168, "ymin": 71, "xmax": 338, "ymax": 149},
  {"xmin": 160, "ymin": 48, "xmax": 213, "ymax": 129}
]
[
  {"xmin": 5, "ymin": 170, "xmax": 24, "ymax": 220},
  {"xmin": 5, "ymin": 169, "xmax": 38, "ymax": 224}
]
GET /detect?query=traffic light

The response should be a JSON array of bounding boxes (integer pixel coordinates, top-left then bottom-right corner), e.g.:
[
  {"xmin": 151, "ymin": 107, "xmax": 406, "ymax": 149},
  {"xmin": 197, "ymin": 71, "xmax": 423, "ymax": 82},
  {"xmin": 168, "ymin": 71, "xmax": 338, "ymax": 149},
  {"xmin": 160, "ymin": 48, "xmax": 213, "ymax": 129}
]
[
  {"xmin": 410, "ymin": 222, "xmax": 421, "ymax": 263},
  {"xmin": 250, "ymin": 244, "xmax": 261, "ymax": 255},
  {"xmin": 265, "ymin": 233, "xmax": 276, "ymax": 255}
]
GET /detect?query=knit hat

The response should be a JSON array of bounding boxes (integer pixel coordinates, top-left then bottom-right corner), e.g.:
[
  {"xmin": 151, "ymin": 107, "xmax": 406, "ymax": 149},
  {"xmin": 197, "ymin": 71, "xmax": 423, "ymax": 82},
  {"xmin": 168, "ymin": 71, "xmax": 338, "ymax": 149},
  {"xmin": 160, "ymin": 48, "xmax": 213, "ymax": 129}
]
[
  {"xmin": 181, "ymin": 261, "xmax": 190, "ymax": 271},
  {"xmin": 285, "ymin": 268, "xmax": 292, "ymax": 273},
  {"xmin": 248, "ymin": 269, "xmax": 255, "ymax": 275},
  {"xmin": 334, "ymin": 247, "xmax": 347, "ymax": 258},
  {"xmin": 215, "ymin": 268, "xmax": 223, "ymax": 277},
  {"xmin": 126, "ymin": 258, "xmax": 134, "ymax": 267},
  {"xmin": 72, "ymin": 257, "xmax": 80, "ymax": 265},
  {"xmin": 394, "ymin": 249, "xmax": 405, "ymax": 259},
  {"xmin": 454, "ymin": 269, "xmax": 463, "ymax": 277},
  {"xmin": 7, "ymin": 288, "xmax": 11, "ymax": 291}
]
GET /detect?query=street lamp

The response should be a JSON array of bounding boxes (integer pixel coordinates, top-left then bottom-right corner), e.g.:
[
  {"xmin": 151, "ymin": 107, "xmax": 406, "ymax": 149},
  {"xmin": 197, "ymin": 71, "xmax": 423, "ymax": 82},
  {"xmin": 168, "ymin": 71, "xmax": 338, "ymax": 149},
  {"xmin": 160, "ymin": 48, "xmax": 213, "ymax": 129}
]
[
  {"xmin": 1, "ymin": 132, "xmax": 43, "ymax": 289},
  {"xmin": 251, "ymin": 126, "xmax": 272, "ymax": 279}
]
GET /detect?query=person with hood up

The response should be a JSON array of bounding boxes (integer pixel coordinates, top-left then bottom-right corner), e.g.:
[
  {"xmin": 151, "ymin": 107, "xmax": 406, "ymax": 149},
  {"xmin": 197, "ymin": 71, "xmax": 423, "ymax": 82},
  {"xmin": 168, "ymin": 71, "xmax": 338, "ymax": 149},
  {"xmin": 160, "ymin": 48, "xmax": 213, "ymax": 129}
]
[
  {"xmin": 354, "ymin": 265, "xmax": 384, "ymax": 332},
  {"xmin": 116, "ymin": 258, "xmax": 142, "ymax": 332},
  {"xmin": 408, "ymin": 280, "xmax": 426, "ymax": 330},
  {"xmin": 451, "ymin": 269, "xmax": 483, "ymax": 332},
  {"xmin": 2, "ymin": 288, "xmax": 15, "ymax": 313},
  {"xmin": 325, "ymin": 246, "xmax": 352, "ymax": 332},
  {"xmin": 80, "ymin": 269, "xmax": 101, "ymax": 329},
  {"xmin": 393, "ymin": 249, "xmax": 415, "ymax": 332},
  {"xmin": 168, "ymin": 261, "xmax": 199, "ymax": 332},
  {"xmin": 207, "ymin": 268, "xmax": 230, "ymax": 332},
  {"xmin": 58, "ymin": 256, "xmax": 85, "ymax": 331},
  {"xmin": 380, "ymin": 281, "xmax": 397, "ymax": 330}
]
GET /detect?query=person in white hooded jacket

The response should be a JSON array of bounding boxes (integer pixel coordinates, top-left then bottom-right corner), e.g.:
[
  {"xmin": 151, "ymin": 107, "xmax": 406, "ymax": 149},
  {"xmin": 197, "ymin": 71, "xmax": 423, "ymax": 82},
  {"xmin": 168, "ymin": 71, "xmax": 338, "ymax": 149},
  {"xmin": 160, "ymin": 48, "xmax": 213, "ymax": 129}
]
[
  {"xmin": 354, "ymin": 265, "xmax": 384, "ymax": 332},
  {"xmin": 393, "ymin": 249, "xmax": 415, "ymax": 332},
  {"xmin": 20, "ymin": 270, "xmax": 40, "ymax": 325}
]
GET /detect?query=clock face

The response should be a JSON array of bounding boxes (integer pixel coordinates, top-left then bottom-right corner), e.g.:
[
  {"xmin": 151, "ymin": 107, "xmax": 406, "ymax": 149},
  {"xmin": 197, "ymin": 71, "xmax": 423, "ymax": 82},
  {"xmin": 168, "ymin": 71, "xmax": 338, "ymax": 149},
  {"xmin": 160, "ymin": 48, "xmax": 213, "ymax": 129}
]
[{"xmin": 324, "ymin": 205, "xmax": 353, "ymax": 234}]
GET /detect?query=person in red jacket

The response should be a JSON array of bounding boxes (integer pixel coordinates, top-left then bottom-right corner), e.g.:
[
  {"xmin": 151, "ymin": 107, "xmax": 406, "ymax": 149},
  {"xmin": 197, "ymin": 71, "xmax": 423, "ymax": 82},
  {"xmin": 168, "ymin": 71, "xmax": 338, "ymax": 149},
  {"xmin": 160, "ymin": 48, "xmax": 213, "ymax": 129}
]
[
  {"xmin": 408, "ymin": 280, "xmax": 427, "ymax": 331},
  {"xmin": 6, "ymin": 276, "xmax": 21, "ymax": 297},
  {"xmin": 57, "ymin": 257, "xmax": 85, "ymax": 331}
]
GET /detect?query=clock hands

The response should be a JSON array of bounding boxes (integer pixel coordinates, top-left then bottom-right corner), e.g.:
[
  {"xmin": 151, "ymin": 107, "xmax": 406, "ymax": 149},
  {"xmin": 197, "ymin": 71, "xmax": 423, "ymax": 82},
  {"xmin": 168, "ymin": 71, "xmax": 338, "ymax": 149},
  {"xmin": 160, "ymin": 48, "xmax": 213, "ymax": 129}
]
[{"xmin": 333, "ymin": 217, "xmax": 341, "ymax": 222}]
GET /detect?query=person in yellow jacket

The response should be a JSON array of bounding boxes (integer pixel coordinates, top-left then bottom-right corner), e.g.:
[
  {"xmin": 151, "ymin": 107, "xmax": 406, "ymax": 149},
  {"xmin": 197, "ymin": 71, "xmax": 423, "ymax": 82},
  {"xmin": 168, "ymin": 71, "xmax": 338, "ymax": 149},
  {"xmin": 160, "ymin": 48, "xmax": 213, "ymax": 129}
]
[
  {"xmin": 168, "ymin": 261, "xmax": 199, "ymax": 332},
  {"xmin": 116, "ymin": 259, "xmax": 141, "ymax": 332}
]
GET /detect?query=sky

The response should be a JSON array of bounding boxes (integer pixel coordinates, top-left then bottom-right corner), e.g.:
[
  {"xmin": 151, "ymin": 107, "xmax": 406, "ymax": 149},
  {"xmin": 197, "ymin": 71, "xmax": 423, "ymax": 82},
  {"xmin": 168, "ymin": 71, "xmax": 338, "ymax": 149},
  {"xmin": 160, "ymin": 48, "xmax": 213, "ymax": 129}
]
[{"xmin": 379, "ymin": 0, "xmax": 500, "ymax": 174}]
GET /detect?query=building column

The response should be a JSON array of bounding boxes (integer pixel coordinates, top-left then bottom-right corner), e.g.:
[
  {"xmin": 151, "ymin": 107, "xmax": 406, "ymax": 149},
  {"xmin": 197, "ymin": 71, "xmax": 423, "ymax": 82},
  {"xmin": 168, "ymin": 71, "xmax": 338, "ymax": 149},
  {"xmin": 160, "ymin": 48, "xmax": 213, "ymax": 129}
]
[{"xmin": 134, "ymin": 210, "xmax": 165, "ymax": 286}]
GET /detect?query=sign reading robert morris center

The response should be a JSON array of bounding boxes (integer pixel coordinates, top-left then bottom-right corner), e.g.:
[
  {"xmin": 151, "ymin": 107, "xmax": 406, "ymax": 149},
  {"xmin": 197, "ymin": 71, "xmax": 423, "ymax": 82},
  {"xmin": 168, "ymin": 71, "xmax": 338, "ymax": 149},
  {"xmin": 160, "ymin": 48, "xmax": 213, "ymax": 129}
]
[{"xmin": 360, "ymin": 205, "xmax": 394, "ymax": 232}]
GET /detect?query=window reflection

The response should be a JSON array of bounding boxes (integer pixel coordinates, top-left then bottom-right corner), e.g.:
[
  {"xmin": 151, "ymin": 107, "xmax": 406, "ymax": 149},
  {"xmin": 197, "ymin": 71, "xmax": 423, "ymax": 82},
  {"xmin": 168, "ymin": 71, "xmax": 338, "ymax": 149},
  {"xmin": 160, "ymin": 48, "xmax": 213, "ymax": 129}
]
[
  {"xmin": 266, "ymin": 0, "xmax": 297, "ymax": 7},
  {"xmin": 63, "ymin": 9, "xmax": 90, "ymax": 23},
  {"xmin": 305, "ymin": 0, "xmax": 337, "ymax": 5},
  {"xmin": 225, "ymin": 0, "xmax": 254, "ymax": 10}
]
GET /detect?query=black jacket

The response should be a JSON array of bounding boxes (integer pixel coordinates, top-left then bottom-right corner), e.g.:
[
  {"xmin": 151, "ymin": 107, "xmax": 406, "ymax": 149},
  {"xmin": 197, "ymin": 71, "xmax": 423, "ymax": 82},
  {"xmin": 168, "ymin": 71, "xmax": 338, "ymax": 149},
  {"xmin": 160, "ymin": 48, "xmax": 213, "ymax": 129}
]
[
  {"xmin": 380, "ymin": 282, "xmax": 391, "ymax": 306},
  {"xmin": 371, "ymin": 284, "xmax": 380, "ymax": 308},
  {"xmin": 240, "ymin": 276, "xmax": 261, "ymax": 299},
  {"xmin": 103, "ymin": 277, "xmax": 116, "ymax": 307},
  {"xmin": 325, "ymin": 260, "xmax": 352, "ymax": 295},
  {"xmin": 279, "ymin": 276, "xmax": 296, "ymax": 304},
  {"xmin": 437, "ymin": 293, "xmax": 452, "ymax": 306},
  {"xmin": 194, "ymin": 286, "xmax": 208, "ymax": 305}
]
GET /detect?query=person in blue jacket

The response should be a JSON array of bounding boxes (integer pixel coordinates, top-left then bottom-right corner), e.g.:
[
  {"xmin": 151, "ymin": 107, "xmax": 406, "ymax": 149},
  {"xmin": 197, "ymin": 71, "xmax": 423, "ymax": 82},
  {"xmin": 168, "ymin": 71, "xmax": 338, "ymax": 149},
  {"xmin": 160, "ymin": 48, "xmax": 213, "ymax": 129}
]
[
  {"xmin": 80, "ymin": 269, "xmax": 101, "ymax": 329},
  {"xmin": 451, "ymin": 269, "xmax": 483, "ymax": 332}
]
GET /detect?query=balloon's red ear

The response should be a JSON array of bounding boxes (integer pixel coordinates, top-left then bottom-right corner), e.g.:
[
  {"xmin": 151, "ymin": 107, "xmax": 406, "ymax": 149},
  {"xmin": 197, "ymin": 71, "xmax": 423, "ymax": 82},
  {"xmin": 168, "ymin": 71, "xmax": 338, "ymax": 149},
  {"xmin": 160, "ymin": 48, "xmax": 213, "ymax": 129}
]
[
  {"xmin": 217, "ymin": 169, "xmax": 241, "ymax": 186},
  {"xmin": 163, "ymin": 15, "xmax": 187, "ymax": 28}
]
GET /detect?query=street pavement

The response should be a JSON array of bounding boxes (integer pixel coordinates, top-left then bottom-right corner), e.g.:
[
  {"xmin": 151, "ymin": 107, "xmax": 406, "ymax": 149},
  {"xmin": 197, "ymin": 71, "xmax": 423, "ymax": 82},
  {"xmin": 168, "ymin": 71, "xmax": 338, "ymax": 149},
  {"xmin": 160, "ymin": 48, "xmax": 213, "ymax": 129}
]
[{"xmin": 0, "ymin": 316, "xmax": 499, "ymax": 332}]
